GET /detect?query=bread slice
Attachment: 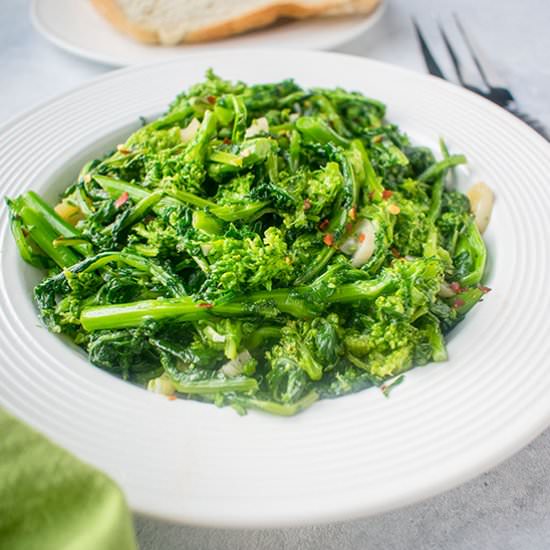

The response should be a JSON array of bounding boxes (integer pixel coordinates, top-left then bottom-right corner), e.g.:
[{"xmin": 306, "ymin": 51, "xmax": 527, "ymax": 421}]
[{"xmin": 91, "ymin": 0, "xmax": 381, "ymax": 46}]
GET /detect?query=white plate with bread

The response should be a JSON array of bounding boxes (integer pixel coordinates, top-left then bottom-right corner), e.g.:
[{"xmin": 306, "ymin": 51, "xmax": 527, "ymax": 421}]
[{"xmin": 31, "ymin": 0, "xmax": 385, "ymax": 67}]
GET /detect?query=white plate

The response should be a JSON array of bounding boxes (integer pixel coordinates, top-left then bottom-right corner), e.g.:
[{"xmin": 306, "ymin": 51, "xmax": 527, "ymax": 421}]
[
  {"xmin": 1, "ymin": 50, "xmax": 550, "ymax": 528},
  {"xmin": 31, "ymin": 0, "xmax": 386, "ymax": 67}
]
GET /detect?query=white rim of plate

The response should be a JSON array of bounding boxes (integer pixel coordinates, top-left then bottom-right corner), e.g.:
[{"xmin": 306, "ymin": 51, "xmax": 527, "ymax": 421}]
[
  {"xmin": 0, "ymin": 50, "xmax": 549, "ymax": 528},
  {"xmin": 29, "ymin": 0, "xmax": 387, "ymax": 67}
]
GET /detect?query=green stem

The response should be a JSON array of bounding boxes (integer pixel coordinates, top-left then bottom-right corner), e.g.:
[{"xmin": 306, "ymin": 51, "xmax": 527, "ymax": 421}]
[
  {"xmin": 24, "ymin": 191, "xmax": 91, "ymax": 256},
  {"xmin": 80, "ymin": 298, "xmax": 242, "ymax": 331},
  {"xmin": 18, "ymin": 205, "xmax": 80, "ymax": 267},
  {"xmin": 296, "ymin": 116, "xmax": 349, "ymax": 148},
  {"xmin": 328, "ymin": 275, "xmax": 396, "ymax": 303},
  {"xmin": 173, "ymin": 377, "xmax": 258, "ymax": 395},
  {"xmin": 94, "ymin": 175, "xmax": 180, "ymax": 210},
  {"xmin": 288, "ymin": 129, "xmax": 301, "ymax": 173},
  {"xmin": 294, "ymin": 247, "xmax": 336, "ymax": 286},
  {"xmin": 210, "ymin": 201, "xmax": 270, "ymax": 222},
  {"xmin": 94, "ymin": 175, "xmax": 149, "ymax": 201},
  {"xmin": 244, "ymin": 326, "xmax": 282, "ymax": 349},
  {"xmin": 208, "ymin": 150, "xmax": 243, "ymax": 167},
  {"xmin": 230, "ymin": 94, "xmax": 247, "ymax": 143},
  {"xmin": 350, "ymin": 139, "xmax": 383, "ymax": 201},
  {"xmin": 418, "ymin": 155, "xmax": 467, "ymax": 182},
  {"xmin": 163, "ymin": 359, "xmax": 258, "ymax": 394},
  {"xmin": 164, "ymin": 187, "xmax": 217, "ymax": 210},
  {"xmin": 185, "ymin": 109, "xmax": 218, "ymax": 163},
  {"xmin": 427, "ymin": 176, "xmax": 444, "ymax": 222},
  {"xmin": 150, "ymin": 107, "xmax": 194, "ymax": 130},
  {"xmin": 6, "ymin": 207, "xmax": 48, "ymax": 268},
  {"xmin": 80, "ymin": 274, "xmax": 395, "ymax": 331},
  {"xmin": 192, "ymin": 210, "xmax": 223, "ymax": 234},
  {"xmin": 120, "ymin": 190, "xmax": 163, "ymax": 229},
  {"xmin": 454, "ymin": 287, "xmax": 485, "ymax": 316}
]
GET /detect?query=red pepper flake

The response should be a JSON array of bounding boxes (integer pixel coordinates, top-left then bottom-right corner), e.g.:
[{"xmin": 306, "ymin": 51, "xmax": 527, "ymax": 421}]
[
  {"xmin": 450, "ymin": 281, "xmax": 462, "ymax": 293},
  {"xmin": 197, "ymin": 302, "xmax": 214, "ymax": 309},
  {"xmin": 167, "ymin": 395, "xmax": 177, "ymax": 401},
  {"xmin": 323, "ymin": 233, "xmax": 334, "ymax": 246},
  {"xmin": 391, "ymin": 247, "xmax": 401, "ymax": 258},
  {"xmin": 223, "ymin": 137, "xmax": 232, "ymax": 145},
  {"xmin": 479, "ymin": 285, "xmax": 492, "ymax": 294},
  {"xmin": 319, "ymin": 218, "xmax": 329, "ymax": 231},
  {"xmin": 345, "ymin": 223, "xmax": 353, "ymax": 233},
  {"xmin": 382, "ymin": 189, "xmax": 393, "ymax": 200},
  {"xmin": 349, "ymin": 206, "xmax": 357, "ymax": 221},
  {"xmin": 303, "ymin": 198, "xmax": 312, "ymax": 211},
  {"xmin": 453, "ymin": 298, "xmax": 465, "ymax": 309},
  {"xmin": 114, "ymin": 191, "xmax": 129, "ymax": 208},
  {"xmin": 358, "ymin": 232, "xmax": 366, "ymax": 243},
  {"xmin": 207, "ymin": 95, "xmax": 217, "ymax": 105}
]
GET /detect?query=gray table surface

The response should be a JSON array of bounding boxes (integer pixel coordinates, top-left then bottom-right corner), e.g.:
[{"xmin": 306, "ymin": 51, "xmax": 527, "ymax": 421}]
[{"xmin": 2, "ymin": 1, "xmax": 550, "ymax": 548}]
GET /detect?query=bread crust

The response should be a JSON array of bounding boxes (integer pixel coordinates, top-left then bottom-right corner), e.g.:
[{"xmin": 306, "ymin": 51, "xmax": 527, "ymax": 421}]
[
  {"xmin": 91, "ymin": 0, "xmax": 159, "ymax": 44},
  {"xmin": 91, "ymin": 0, "xmax": 381, "ymax": 45},
  {"xmin": 324, "ymin": 0, "xmax": 381, "ymax": 15}
]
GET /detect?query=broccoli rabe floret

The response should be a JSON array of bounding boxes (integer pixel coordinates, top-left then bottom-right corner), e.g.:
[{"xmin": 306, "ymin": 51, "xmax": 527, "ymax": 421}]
[
  {"xmin": 306, "ymin": 162, "xmax": 344, "ymax": 217},
  {"xmin": 127, "ymin": 126, "xmax": 183, "ymax": 154},
  {"xmin": 266, "ymin": 315, "xmax": 341, "ymax": 398},
  {"xmin": 215, "ymin": 173, "xmax": 254, "ymax": 205},
  {"xmin": 391, "ymin": 196, "xmax": 430, "ymax": 257},
  {"xmin": 196, "ymin": 226, "xmax": 293, "ymax": 299},
  {"xmin": 168, "ymin": 69, "xmax": 245, "ymax": 115}
]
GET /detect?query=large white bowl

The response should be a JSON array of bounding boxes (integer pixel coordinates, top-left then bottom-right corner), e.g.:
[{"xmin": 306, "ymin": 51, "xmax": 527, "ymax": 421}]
[{"xmin": 1, "ymin": 50, "xmax": 549, "ymax": 528}]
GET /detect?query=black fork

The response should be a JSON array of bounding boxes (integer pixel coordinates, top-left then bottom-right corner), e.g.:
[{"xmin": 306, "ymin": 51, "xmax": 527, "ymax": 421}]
[{"xmin": 413, "ymin": 15, "xmax": 549, "ymax": 140}]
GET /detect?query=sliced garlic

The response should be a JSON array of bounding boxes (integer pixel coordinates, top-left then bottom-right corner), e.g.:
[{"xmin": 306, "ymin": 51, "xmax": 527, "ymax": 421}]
[
  {"xmin": 54, "ymin": 201, "xmax": 83, "ymax": 226},
  {"xmin": 180, "ymin": 117, "xmax": 200, "ymax": 143},
  {"xmin": 204, "ymin": 326, "xmax": 226, "ymax": 344},
  {"xmin": 200, "ymin": 243, "xmax": 213, "ymax": 257},
  {"xmin": 245, "ymin": 117, "xmax": 269, "ymax": 138},
  {"xmin": 221, "ymin": 350, "xmax": 253, "ymax": 378},
  {"xmin": 438, "ymin": 282, "xmax": 456, "ymax": 298},
  {"xmin": 467, "ymin": 182, "xmax": 494, "ymax": 234},
  {"xmin": 340, "ymin": 235, "xmax": 358, "ymax": 256},
  {"xmin": 351, "ymin": 220, "xmax": 377, "ymax": 268},
  {"xmin": 147, "ymin": 375, "xmax": 175, "ymax": 396}
]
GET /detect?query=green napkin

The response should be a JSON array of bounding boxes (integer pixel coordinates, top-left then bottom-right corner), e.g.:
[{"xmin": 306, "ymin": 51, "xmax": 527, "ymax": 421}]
[{"xmin": 0, "ymin": 409, "xmax": 137, "ymax": 550}]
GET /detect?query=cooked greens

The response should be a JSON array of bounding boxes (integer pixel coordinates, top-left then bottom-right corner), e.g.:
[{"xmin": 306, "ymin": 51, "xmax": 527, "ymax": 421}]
[{"xmin": 6, "ymin": 71, "xmax": 490, "ymax": 415}]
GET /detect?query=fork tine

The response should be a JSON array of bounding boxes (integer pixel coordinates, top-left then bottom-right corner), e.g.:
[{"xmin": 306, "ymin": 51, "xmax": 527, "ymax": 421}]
[
  {"xmin": 437, "ymin": 23, "xmax": 466, "ymax": 85},
  {"xmin": 453, "ymin": 14, "xmax": 514, "ymax": 99},
  {"xmin": 452, "ymin": 15, "xmax": 489, "ymax": 87},
  {"xmin": 412, "ymin": 18, "xmax": 446, "ymax": 79}
]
